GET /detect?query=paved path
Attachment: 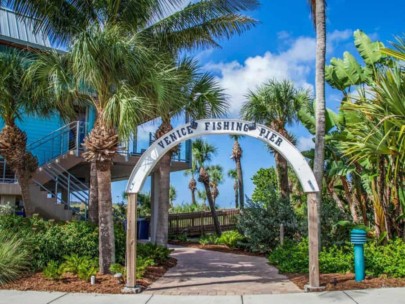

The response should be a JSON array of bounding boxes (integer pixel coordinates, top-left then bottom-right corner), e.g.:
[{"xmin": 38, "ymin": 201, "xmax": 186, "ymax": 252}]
[
  {"xmin": 143, "ymin": 246, "xmax": 301, "ymax": 295},
  {"xmin": 1, "ymin": 288, "xmax": 405, "ymax": 304}
]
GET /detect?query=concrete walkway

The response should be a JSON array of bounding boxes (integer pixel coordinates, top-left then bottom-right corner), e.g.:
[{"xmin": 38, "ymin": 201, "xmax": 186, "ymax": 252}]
[
  {"xmin": 144, "ymin": 246, "xmax": 301, "ymax": 295},
  {"xmin": 1, "ymin": 288, "xmax": 405, "ymax": 304}
]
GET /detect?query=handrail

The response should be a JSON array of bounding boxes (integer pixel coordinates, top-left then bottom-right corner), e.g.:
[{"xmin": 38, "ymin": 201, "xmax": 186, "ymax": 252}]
[{"xmin": 27, "ymin": 121, "xmax": 79, "ymax": 150}]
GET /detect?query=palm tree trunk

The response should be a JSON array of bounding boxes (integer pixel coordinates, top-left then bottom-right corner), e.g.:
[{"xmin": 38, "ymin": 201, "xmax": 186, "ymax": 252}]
[
  {"xmin": 199, "ymin": 168, "xmax": 221, "ymax": 236},
  {"xmin": 191, "ymin": 188, "xmax": 196, "ymax": 205},
  {"xmin": 236, "ymin": 158, "xmax": 245, "ymax": 208},
  {"xmin": 97, "ymin": 161, "xmax": 115, "ymax": 274},
  {"xmin": 313, "ymin": 0, "xmax": 327, "ymax": 249},
  {"xmin": 16, "ymin": 170, "xmax": 35, "ymax": 216},
  {"xmin": 274, "ymin": 152, "xmax": 290, "ymax": 200},
  {"xmin": 234, "ymin": 183, "xmax": 239, "ymax": 209},
  {"xmin": 0, "ymin": 125, "xmax": 37, "ymax": 216},
  {"xmin": 340, "ymin": 176, "xmax": 359, "ymax": 223},
  {"xmin": 88, "ymin": 161, "xmax": 98, "ymax": 224}
]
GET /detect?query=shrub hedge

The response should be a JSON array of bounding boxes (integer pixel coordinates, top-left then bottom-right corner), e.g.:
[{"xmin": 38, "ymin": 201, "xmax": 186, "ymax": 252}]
[{"xmin": 268, "ymin": 238, "xmax": 405, "ymax": 277}]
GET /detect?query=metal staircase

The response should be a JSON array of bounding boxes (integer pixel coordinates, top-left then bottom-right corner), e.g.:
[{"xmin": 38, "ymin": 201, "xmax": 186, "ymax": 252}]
[{"xmin": 26, "ymin": 121, "xmax": 89, "ymax": 220}]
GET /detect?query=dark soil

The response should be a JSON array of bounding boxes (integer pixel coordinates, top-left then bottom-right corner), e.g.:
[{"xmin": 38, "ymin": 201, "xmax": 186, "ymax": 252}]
[
  {"xmin": 169, "ymin": 241, "xmax": 266, "ymax": 257},
  {"xmin": 0, "ymin": 257, "xmax": 177, "ymax": 294},
  {"xmin": 287, "ymin": 273, "xmax": 405, "ymax": 291}
]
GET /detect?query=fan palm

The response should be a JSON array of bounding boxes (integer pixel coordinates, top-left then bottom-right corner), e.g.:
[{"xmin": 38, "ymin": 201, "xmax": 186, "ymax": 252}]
[
  {"xmin": 230, "ymin": 135, "xmax": 244, "ymax": 208},
  {"xmin": 242, "ymin": 79, "xmax": 310, "ymax": 200},
  {"xmin": 27, "ymin": 25, "xmax": 179, "ymax": 273},
  {"xmin": 192, "ymin": 139, "xmax": 222, "ymax": 235},
  {"xmin": 8, "ymin": 0, "xmax": 259, "ymax": 52},
  {"xmin": 152, "ymin": 58, "xmax": 227, "ymax": 245},
  {"xmin": 0, "ymin": 50, "xmax": 77, "ymax": 216},
  {"xmin": 227, "ymin": 169, "xmax": 239, "ymax": 208},
  {"xmin": 207, "ymin": 165, "xmax": 224, "ymax": 205}
]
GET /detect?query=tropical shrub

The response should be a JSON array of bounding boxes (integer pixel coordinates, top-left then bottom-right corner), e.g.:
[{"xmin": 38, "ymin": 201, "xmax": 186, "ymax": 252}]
[
  {"xmin": 136, "ymin": 257, "xmax": 154, "ymax": 279},
  {"xmin": 43, "ymin": 261, "xmax": 62, "ymax": 280},
  {"xmin": 237, "ymin": 198, "xmax": 301, "ymax": 253},
  {"xmin": 217, "ymin": 231, "xmax": 244, "ymax": 248},
  {"xmin": 137, "ymin": 243, "xmax": 172, "ymax": 265},
  {"xmin": 77, "ymin": 259, "xmax": 98, "ymax": 282},
  {"xmin": 0, "ymin": 232, "xmax": 30, "ymax": 285},
  {"xmin": 269, "ymin": 238, "xmax": 405, "ymax": 277}
]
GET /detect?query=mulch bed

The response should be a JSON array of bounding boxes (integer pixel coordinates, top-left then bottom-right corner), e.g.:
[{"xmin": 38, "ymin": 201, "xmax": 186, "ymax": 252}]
[
  {"xmin": 169, "ymin": 241, "xmax": 266, "ymax": 257},
  {"xmin": 287, "ymin": 273, "xmax": 405, "ymax": 291},
  {"xmin": 0, "ymin": 257, "xmax": 177, "ymax": 294}
]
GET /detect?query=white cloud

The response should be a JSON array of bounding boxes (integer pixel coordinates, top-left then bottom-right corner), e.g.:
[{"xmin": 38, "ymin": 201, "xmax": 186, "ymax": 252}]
[
  {"xmin": 204, "ymin": 36, "xmax": 316, "ymax": 115},
  {"xmin": 297, "ymin": 136, "xmax": 315, "ymax": 151}
]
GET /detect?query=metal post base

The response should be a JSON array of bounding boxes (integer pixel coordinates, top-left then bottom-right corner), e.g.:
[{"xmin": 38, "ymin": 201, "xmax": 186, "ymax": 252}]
[
  {"xmin": 304, "ymin": 284, "xmax": 326, "ymax": 292},
  {"xmin": 121, "ymin": 285, "xmax": 142, "ymax": 294}
]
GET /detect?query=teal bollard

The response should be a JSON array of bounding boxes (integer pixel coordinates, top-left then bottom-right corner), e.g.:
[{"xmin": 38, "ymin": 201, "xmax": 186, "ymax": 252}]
[{"xmin": 351, "ymin": 229, "xmax": 367, "ymax": 282}]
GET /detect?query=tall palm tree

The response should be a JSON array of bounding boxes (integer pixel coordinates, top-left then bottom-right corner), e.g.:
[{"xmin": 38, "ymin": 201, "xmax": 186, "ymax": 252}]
[
  {"xmin": 192, "ymin": 139, "xmax": 222, "ymax": 235},
  {"xmin": 230, "ymin": 135, "xmax": 244, "ymax": 208},
  {"xmin": 28, "ymin": 27, "xmax": 173, "ymax": 273},
  {"xmin": 227, "ymin": 169, "xmax": 239, "ymax": 208},
  {"xmin": 153, "ymin": 59, "xmax": 228, "ymax": 246},
  {"xmin": 184, "ymin": 165, "xmax": 198, "ymax": 205},
  {"xmin": 242, "ymin": 79, "xmax": 310, "ymax": 200},
  {"xmin": 0, "ymin": 50, "xmax": 76, "ymax": 216},
  {"xmin": 10, "ymin": 0, "xmax": 256, "ymax": 253},
  {"xmin": 207, "ymin": 165, "xmax": 224, "ymax": 205},
  {"xmin": 308, "ymin": 0, "xmax": 327, "ymax": 289}
]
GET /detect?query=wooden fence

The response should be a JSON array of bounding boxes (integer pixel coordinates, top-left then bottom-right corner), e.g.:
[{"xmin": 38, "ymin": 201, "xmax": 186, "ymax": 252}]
[{"xmin": 168, "ymin": 209, "xmax": 240, "ymax": 236}]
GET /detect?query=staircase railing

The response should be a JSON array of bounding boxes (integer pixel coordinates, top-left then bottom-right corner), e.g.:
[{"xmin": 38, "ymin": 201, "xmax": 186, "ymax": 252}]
[
  {"xmin": 40, "ymin": 163, "xmax": 89, "ymax": 206},
  {"xmin": 27, "ymin": 121, "xmax": 88, "ymax": 166}
]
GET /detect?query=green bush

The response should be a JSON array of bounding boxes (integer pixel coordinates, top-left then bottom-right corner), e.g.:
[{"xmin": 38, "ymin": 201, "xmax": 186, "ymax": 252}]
[
  {"xmin": 199, "ymin": 234, "xmax": 219, "ymax": 246},
  {"xmin": 365, "ymin": 239, "xmax": 405, "ymax": 277},
  {"xmin": 0, "ymin": 232, "xmax": 30, "ymax": 285},
  {"xmin": 136, "ymin": 257, "xmax": 154, "ymax": 279},
  {"xmin": 0, "ymin": 215, "xmax": 99, "ymax": 270},
  {"xmin": 137, "ymin": 243, "xmax": 172, "ymax": 264},
  {"xmin": 268, "ymin": 239, "xmax": 310, "ymax": 273},
  {"xmin": 43, "ymin": 261, "xmax": 62, "ymax": 280},
  {"xmin": 218, "ymin": 231, "xmax": 244, "ymax": 248},
  {"xmin": 269, "ymin": 238, "xmax": 405, "ymax": 278},
  {"xmin": 237, "ymin": 198, "xmax": 301, "ymax": 253},
  {"xmin": 109, "ymin": 263, "xmax": 125, "ymax": 275},
  {"xmin": 77, "ymin": 259, "xmax": 98, "ymax": 282}
]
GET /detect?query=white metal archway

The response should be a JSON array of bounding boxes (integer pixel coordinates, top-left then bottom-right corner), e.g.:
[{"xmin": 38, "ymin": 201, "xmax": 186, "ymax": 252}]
[{"xmin": 123, "ymin": 119, "xmax": 321, "ymax": 292}]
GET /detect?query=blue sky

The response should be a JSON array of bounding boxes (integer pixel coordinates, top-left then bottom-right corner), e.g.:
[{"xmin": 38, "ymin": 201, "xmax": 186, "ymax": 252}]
[{"xmin": 113, "ymin": 0, "xmax": 405, "ymax": 207}]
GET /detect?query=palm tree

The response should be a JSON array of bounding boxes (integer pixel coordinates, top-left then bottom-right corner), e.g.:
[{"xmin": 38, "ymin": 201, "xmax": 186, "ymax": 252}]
[
  {"xmin": 242, "ymin": 79, "xmax": 310, "ymax": 200},
  {"xmin": 207, "ymin": 165, "xmax": 224, "ymax": 205},
  {"xmin": 10, "ymin": 0, "xmax": 258, "ymax": 262},
  {"xmin": 230, "ymin": 135, "xmax": 245, "ymax": 208},
  {"xmin": 0, "ymin": 50, "xmax": 76, "ymax": 216},
  {"xmin": 192, "ymin": 139, "xmax": 222, "ymax": 236},
  {"xmin": 227, "ymin": 169, "xmax": 239, "ymax": 208},
  {"xmin": 308, "ymin": 0, "xmax": 327, "ymax": 289},
  {"xmin": 9, "ymin": 0, "xmax": 259, "ymax": 52},
  {"xmin": 169, "ymin": 185, "xmax": 177, "ymax": 207},
  {"xmin": 28, "ymin": 27, "xmax": 172, "ymax": 273},
  {"xmin": 153, "ymin": 59, "xmax": 228, "ymax": 246},
  {"xmin": 184, "ymin": 167, "xmax": 198, "ymax": 206},
  {"xmin": 197, "ymin": 189, "xmax": 208, "ymax": 206}
]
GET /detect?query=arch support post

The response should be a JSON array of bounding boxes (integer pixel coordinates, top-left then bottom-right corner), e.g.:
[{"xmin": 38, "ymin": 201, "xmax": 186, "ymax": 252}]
[
  {"xmin": 122, "ymin": 193, "xmax": 140, "ymax": 293},
  {"xmin": 305, "ymin": 193, "xmax": 324, "ymax": 292}
]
